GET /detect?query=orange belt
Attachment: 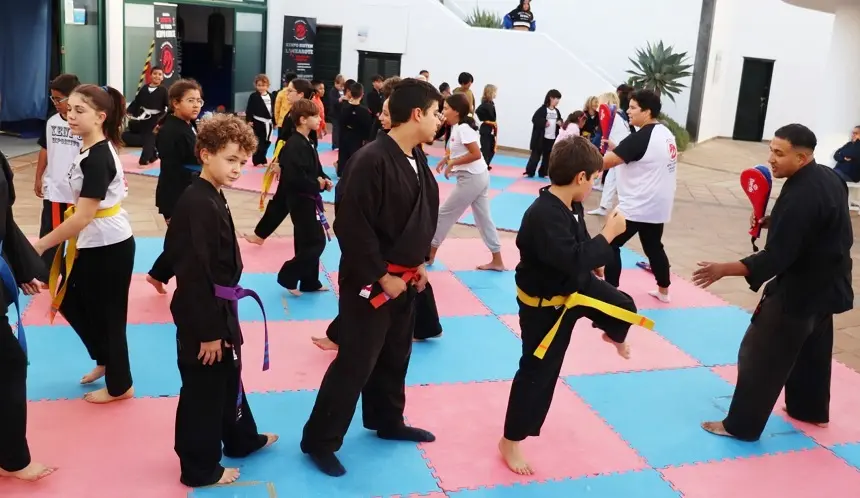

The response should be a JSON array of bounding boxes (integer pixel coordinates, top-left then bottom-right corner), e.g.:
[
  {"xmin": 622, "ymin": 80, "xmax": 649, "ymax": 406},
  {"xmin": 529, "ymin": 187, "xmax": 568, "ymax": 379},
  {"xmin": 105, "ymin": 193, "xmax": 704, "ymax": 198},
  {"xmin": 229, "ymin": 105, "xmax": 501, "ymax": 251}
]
[{"xmin": 368, "ymin": 263, "xmax": 421, "ymax": 308}]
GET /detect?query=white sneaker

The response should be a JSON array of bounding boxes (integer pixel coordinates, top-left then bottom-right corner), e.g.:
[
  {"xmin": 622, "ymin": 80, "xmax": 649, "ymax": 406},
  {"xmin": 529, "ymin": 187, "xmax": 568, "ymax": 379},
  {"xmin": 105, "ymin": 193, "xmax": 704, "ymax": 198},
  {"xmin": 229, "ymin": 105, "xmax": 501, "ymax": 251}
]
[
  {"xmin": 648, "ymin": 290, "xmax": 671, "ymax": 303},
  {"xmin": 587, "ymin": 207, "xmax": 608, "ymax": 216},
  {"xmin": 593, "ymin": 184, "xmax": 604, "ymax": 192}
]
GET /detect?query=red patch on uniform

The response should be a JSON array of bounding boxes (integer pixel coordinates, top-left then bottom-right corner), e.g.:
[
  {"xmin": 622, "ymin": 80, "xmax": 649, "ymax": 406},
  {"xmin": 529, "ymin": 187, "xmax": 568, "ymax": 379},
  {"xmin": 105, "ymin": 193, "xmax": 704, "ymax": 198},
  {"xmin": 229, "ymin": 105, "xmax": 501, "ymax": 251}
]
[{"xmin": 667, "ymin": 140, "xmax": 678, "ymax": 160}]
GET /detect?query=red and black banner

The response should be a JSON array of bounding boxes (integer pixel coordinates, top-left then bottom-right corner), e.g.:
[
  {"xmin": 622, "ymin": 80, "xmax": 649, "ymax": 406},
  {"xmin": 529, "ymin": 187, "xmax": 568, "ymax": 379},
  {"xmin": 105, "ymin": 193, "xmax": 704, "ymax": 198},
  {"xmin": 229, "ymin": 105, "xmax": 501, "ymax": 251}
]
[
  {"xmin": 282, "ymin": 16, "xmax": 317, "ymax": 82},
  {"xmin": 154, "ymin": 4, "xmax": 179, "ymax": 87}
]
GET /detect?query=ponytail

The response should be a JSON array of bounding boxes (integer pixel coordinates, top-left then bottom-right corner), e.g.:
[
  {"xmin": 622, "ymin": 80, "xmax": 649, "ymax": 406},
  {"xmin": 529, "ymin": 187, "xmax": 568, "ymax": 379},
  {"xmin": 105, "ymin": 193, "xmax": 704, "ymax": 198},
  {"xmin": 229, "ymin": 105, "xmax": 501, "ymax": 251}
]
[
  {"xmin": 461, "ymin": 113, "xmax": 479, "ymax": 131},
  {"xmin": 71, "ymin": 84, "xmax": 126, "ymax": 147}
]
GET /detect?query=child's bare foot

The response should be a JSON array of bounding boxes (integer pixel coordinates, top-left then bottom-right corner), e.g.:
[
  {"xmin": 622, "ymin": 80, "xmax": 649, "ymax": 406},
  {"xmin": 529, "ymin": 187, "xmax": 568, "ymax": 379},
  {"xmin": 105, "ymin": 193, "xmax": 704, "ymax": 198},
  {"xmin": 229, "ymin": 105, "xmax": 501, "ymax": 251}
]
[
  {"xmin": 477, "ymin": 262, "xmax": 506, "ymax": 271},
  {"xmin": 781, "ymin": 406, "xmax": 829, "ymax": 427},
  {"xmin": 601, "ymin": 333, "xmax": 630, "ymax": 359},
  {"xmin": 80, "ymin": 366, "xmax": 105, "ymax": 384},
  {"xmin": 309, "ymin": 286, "xmax": 330, "ymax": 292},
  {"xmin": 701, "ymin": 420, "xmax": 735, "ymax": 437},
  {"xmin": 217, "ymin": 467, "xmax": 240, "ymax": 484},
  {"xmin": 498, "ymin": 437, "xmax": 533, "ymax": 475},
  {"xmin": 0, "ymin": 462, "xmax": 57, "ymax": 481},
  {"xmin": 312, "ymin": 337, "xmax": 338, "ymax": 351},
  {"xmin": 243, "ymin": 233, "xmax": 265, "ymax": 246},
  {"xmin": 288, "ymin": 289, "xmax": 302, "ymax": 296},
  {"xmin": 145, "ymin": 274, "xmax": 167, "ymax": 295},
  {"xmin": 84, "ymin": 387, "xmax": 134, "ymax": 404},
  {"xmin": 263, "ymin": 433, "xmax": 279, "ymax": 448}
]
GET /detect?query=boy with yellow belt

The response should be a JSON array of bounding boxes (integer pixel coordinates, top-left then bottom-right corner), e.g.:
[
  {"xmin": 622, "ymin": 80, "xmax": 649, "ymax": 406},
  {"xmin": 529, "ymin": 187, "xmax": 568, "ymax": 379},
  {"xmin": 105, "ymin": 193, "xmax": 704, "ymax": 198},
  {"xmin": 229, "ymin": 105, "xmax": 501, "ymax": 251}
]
[{"xmin": 499, "ymin": 135, "xmax": 651, "ymax": 475}]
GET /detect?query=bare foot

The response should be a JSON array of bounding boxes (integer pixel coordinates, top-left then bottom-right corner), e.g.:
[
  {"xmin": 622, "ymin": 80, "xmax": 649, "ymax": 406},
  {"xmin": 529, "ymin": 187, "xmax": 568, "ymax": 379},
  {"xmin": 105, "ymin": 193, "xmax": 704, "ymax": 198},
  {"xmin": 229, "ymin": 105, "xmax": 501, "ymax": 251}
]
[
  {"xmin": 243, "ymin": 233, "xmax": 265, "ymax": 246},
  {"xmin": 217, "ymin": 467, "xmax": 240, "ymax": 484},
  {"xmin": 309, "ymin": 286, "xmax": 330, "ymax": 292},
  {"xmin": 263, "ymin": 433, "xmax": 279, "ymax": 448},
  {"xmin": 145, "ymin": 274, "xmax": 168, "ymax": 295},
  {"xmin": 312, "ymin": 337, "xmax": 338, "ymax": 351},
  {"xmin": 477, "ymin": 262, "xmax": 506, "ymax": 272},
  {"xmin": 0, "ymin": 462, "xmax": 57, "ymax": 481},
  {"xmin": 701, "ymin": 421, "xmax": 734, "ymax": 437},
  {"xmin": 601, "ymin": 333, "xmax": 630, "ymax": 359},
  {"xmin": 80, "ymin": 366, "xmax": 105, "ymax": 385},
  {"xmin": 781, "ymin": 406, "xmax": 829, "ymax": 427},
  {"xmin": 84, "ymin": 387, "xmax": 134, "ymax": 404},
  {"xmin": 498, "ymin": 437, "xmax": 533, "ymax": 475},
  {"xmin": 288, "ymin": 289, "xmax": 303, "ymax": 296}
]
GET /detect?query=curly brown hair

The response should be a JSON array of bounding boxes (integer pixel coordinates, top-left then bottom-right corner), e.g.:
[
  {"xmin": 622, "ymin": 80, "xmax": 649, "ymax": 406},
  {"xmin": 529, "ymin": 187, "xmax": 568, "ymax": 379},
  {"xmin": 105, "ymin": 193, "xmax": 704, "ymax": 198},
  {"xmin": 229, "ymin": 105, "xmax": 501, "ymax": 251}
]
[
  {"xmin": 195, "ymin": 114, "xmax": 258, "ymax": 160},
  {"xmin": 381, "ymin": 76, "xmax": 402, "ymax": 99}
]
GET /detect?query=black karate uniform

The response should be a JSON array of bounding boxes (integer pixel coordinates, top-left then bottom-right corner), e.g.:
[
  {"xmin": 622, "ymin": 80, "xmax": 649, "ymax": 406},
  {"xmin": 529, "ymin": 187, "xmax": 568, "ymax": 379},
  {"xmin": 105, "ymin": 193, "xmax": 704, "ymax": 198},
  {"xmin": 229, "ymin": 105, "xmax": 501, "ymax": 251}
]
[
  {"xmin": 150, "ymin": 115, "xmax": 199, "ymax": 284},
  {"xmin": 504, "ymin": 188, "xmax": 636, "ymax": 442},
  {"xmin": 476, "ymin": 100, "xmax": 497, "ymax": 166},
  {"xmin": 0, "ymin": 151, "xmax": 46, "ymax": 473},
  {"xmin": 276, "ymin": 133, "xmax": 330, "ymax": 291},
  {"xmin": 245, "ymin": 91, "xmax": 275, "ymax": 166},
  {"xmin": 327, "ymin": 87, "xmax": 345, "ymax": 149},
  {"xmin": 336, "ymin": 103, "xmax": 374, "ymax": 177},
  {"xmin": 525, "ymin": 106, "xmax": 562, "ymax": 177},
  {"xmin": 301, "ymin": 134, "xmax": 439, "ymax": 462},
  {"xmin": 722, "ymin": 162, "xmax": 853, "ymax": 441},
  {"xmin": 166, "ymin": 178, "xmax": 268, "ymax": 487},
  {"xmin": 366, "ymin": 89, "xmax": 383, "ymax": 118},
  {"xmin": 126, "ymin": 85, "xmax": 169, "ymax": 164}
]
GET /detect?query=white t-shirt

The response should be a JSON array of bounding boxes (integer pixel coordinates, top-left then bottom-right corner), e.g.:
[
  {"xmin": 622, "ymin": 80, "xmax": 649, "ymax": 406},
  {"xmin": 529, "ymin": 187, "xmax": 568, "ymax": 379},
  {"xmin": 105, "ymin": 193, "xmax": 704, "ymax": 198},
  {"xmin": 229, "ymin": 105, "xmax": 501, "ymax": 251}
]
[
  {"xmin": 544, "ymin": 108, "xmax": 559, "ymax": 139},
  {"xmin": 448, "ymin": 123, "xmax": 488, "ymax": 175},
  {"xmin": 612, "ymin": 123, "xmax": 678, "ymax": 224},
  {"xmin": 607, "ymin": 113, "xmax": 631, "ymax": 147},
  {"xmin": 39, "ymin": 113, "xmax": 82, "ymax": 203},
  {"xmin": 67, "ymin": 140, "xmax": 133, "ymax": 248}
]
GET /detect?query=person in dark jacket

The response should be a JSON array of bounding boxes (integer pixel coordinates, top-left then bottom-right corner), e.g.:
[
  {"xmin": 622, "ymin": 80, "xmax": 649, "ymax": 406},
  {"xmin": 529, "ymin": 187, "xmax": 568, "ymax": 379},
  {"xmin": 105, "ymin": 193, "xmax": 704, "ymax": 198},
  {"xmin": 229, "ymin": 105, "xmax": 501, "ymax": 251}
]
[
  {"xmin": 833, "ymin": 126, "xmax": 860, "ymax": 183},
  {"xmin": 524, "ymin": 89, "xmax": 562, "ymax": 178}
]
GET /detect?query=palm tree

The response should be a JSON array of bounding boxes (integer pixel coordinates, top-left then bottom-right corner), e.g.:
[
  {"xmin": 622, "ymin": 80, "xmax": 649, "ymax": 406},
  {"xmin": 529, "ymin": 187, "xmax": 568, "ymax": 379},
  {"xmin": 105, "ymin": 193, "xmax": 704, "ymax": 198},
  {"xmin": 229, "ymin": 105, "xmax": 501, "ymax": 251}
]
[
  {"xmin": 465, "ymin": 7, "xmax": 503, "ymax": 28},
  {"xmin": 626, "ymin": 41, "xmax": 693, "ymax": 102}
]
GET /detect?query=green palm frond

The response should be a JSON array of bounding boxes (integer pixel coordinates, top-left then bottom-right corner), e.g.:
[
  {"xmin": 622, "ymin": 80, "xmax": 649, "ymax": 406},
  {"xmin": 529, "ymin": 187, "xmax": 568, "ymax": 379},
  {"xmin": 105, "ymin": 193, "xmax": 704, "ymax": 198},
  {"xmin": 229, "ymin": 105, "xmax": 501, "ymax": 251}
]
[
  {"xmin": 627, "ymin": 41, "xmax": 693, "ymax": 102},
  {"xmin": 465, "ymin": 7, "xmax": 503, "ymax": 28}
]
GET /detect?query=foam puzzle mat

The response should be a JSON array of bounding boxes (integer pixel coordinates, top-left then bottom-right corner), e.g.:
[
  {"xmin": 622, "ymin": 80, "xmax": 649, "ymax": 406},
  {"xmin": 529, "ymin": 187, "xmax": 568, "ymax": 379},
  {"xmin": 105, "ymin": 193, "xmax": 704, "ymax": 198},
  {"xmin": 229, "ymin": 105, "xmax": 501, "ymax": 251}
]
[
  {"xmin": 120, "ymin": 136, "xmax": 549, "ymax": 231},
  {"xmin": 5, "ymin": 236, "xmax": 860, "ymax": 498}
]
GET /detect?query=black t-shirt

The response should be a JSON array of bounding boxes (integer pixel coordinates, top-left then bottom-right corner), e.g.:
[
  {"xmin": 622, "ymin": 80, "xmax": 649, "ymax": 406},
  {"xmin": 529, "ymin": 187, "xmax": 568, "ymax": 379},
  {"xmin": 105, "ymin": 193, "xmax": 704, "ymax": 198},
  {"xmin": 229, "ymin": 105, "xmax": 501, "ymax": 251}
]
[
  {"xmin": 613, "ymin": 123, "xmax": 657, "ymax": 164},
  {"xmin": 78, "ymin": 140, "xmax": 117, "ymax": 200}
]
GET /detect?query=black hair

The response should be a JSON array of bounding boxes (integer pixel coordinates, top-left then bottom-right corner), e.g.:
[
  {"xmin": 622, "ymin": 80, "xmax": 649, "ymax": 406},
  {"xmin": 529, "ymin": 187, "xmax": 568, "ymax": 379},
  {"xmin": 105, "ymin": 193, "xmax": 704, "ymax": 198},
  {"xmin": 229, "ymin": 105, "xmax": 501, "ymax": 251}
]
[
  {"xmin": 630, "ymin": 89, "xmax": 662, "ymax": 118},
  {"xmin": 388, "ymin": 78, "xmax": 442, "ymax": 126},
  {"xmin": 419, "ymin": 70, "xmax": 430, "ymax": 76},
  {"xmin": 549, "ymin": 136, "xmax": 603, "ymax": 186},
  {"xmin": 291, "ymin": 78, "xmax": 314, "ymax": 99},
  {"xmin": 50, "ymin": 74, "xmax": 81, "ymax": 96},
  {"xmin": 544, "ymin": 89, "xmax": 562, "ymax": 106},
  {"xmin": 283, "ymin": 72, "xmax": 298, "ymax": 84},
  {"xmin": 311, "ymin": 79, "xmax": 324, "ymax": 87},
  {"xmin": 349, "ymin": 82, "xmax": 364, "ymax": 98},
  {"xmin": 445, "ymin": 93, "xmax": 478, "ymax": 131},
  {"xmin": 563, "ymin": 110, "xmax": 585, "ymax": 130},
  {"xmin": 439, "ymin": 82, "xmax": 450, "ymax": 94},
  {"xmin": 371, "ymin": 74, "xmax": 384, "ymax": 83},
  {"xmin": 150, "ymin": 66, "xmax": 164, "ymax": 73},
  {"xmin": 457, "ymin": 72, "xmax": 473, "ymax": 85},
  {"xmin": 774, "ymin": 124, "xmax": 817, "ymax": 151}
]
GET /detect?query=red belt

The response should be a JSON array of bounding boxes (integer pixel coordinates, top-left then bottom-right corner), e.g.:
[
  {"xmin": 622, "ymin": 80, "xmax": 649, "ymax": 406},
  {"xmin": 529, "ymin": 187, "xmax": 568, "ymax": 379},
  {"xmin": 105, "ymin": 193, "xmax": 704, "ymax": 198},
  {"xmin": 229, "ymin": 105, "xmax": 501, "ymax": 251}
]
[{"xmin": 368, "ymin": 263, "xmax": 421, "ymax": 308}]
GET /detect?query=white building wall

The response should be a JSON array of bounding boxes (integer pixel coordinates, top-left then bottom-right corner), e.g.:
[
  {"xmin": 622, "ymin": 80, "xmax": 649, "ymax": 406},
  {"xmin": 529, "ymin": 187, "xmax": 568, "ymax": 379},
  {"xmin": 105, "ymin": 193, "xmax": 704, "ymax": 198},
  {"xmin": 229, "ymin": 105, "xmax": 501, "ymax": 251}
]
[
  {"xmin": 267, "ymin": 0, "xmax": 616, "ymax": 150},
  {"xmin": 453, "ymin": 0, "xmax": 703, "ymax": 125}
]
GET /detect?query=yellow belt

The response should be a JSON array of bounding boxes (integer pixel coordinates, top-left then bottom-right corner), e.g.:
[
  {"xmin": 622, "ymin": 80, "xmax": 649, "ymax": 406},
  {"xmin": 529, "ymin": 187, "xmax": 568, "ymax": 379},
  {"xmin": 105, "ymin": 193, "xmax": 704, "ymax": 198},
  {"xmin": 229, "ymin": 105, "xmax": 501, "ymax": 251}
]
[
  {"xmin": 48, "ymin": 204, "xmax": 123, "ymax": 322},
  {"xmin": 259, "ymin": 139, "xmax": 286, "ymax": 212},
  {"xmin": 516, "ymin": 286, "xmax": 655, "ymax": 359}
]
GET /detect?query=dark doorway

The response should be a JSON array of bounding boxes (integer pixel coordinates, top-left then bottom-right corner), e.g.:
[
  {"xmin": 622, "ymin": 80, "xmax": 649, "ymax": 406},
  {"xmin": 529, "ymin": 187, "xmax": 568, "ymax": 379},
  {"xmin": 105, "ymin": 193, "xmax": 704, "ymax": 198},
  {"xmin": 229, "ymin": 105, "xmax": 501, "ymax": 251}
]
[
  {"xmin": 314, "ymin": 26, "xmax": 342, "ymax": 89},
  {"xmin": 175, "ymin": 4, "xmax": 234, "ymax": 112},
  {"xmin": 357, "ymin": 51, "xmax": 401, "ymax": 91},
  {"xmin": 732, "ymin": 58, "xmax": 774, "ymax": 142}
]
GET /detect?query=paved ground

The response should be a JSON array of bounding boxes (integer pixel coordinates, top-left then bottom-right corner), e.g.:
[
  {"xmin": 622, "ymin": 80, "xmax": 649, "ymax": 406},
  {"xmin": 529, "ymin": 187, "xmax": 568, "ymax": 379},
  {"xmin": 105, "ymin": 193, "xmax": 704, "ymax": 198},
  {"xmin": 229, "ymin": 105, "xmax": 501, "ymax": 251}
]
[{"xmin": 8, "ymin": 137, "xmax": 860, "ymax": 369}]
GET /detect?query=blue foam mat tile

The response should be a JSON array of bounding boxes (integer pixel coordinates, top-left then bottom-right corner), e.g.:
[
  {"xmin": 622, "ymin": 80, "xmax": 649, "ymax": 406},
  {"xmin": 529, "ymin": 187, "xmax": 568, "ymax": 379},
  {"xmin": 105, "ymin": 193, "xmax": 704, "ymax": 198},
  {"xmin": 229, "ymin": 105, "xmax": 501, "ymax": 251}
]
[
  {"xmin": 406, "ymin": 315, "xmax": 520, "ymax": 385},
  {"xmin": 640, "ymin": 306, "xmax": 751, "ymax": 366},
  {"xmin": 460, "ymin": 191, "xmax": 537, "ymax": 231},
  {"xmin": 141, "ymin": 167, "xmax": 160, "ymax": 177},
  {"xmin": 187, "ymin": 481, "xmax": 275, "ymax": 497},
  {"xmin": 125, "ymin": 149, "xmax": 142, "ymax": 157},
  {"xmin": 133, "ymin": 236, "xmax": 167, "ymax": 274},
  {"xmin": 322, "ymin": 165, "xmax": 337, "ymax": 178},
  {"xmin": 488, "ymin": 175, "xmax": 517, "ymax": 190},
  {"xmin": 453, "ymin": 270, "xmax": 517, "ymax": 315},
  {"xmin": 831, "ymin": 443, "xmax": 860, "ymax": 469},
  {"xmin": 237, "ymin": 273, "xmax": 339, "ymax": 322},
  {"xmin": 564, "ymin": 367, "xmax": 817, "ymax": 468},
  {"xmin": 488, "ymin": 154, "xmax": 528, "ymax": 168},
  {"xmin": 447, "ymin": 470, "xmax": 680, "ymax": 498},
  {"xmin": 216, "ymin": 391, "xmax": 440, "ymax": 497},
  {"xmin": 26, "ymin": 323, "xmax": 182, "ymax": 400}
]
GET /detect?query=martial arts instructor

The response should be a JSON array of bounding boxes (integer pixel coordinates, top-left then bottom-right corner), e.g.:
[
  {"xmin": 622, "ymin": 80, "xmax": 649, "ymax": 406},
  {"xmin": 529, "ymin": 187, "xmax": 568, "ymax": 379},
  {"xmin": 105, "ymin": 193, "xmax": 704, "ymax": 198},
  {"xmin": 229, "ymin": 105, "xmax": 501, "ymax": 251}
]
[{"xmin": 692, "ymin": 123, "xmax": 853, "ymax": 441}]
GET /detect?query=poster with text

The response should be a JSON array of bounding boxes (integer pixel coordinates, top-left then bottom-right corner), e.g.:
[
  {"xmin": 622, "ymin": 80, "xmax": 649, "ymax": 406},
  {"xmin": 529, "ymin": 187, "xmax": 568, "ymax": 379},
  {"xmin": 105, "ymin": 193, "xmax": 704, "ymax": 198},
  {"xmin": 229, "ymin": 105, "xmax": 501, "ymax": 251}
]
[
  {"xmin": 282, "ymin": 16, "xmax": 317, "ymax": 83},
  {"xmin": 154, "ymin": 5, "xmax": 178, "ymax": 87}
]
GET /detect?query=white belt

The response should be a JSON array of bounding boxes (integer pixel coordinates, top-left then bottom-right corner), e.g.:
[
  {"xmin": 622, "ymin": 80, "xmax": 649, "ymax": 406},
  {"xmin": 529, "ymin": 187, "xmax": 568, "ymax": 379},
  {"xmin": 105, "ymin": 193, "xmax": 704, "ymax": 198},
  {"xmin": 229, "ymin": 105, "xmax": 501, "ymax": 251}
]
[
  {"xmin": 253, "ymin": 116, "xmax": 272, "ymax": 125},
  {"xmin": 129, "ymin": 108, "xmax": 163, "ymax": 121}
]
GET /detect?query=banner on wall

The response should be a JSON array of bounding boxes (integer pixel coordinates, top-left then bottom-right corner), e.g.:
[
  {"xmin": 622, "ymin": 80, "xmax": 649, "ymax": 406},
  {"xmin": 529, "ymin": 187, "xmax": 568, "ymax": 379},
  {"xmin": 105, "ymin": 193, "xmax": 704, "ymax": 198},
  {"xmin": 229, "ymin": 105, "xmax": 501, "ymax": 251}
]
[
  {"xmin": 281, "ymin": 16, "xmax": 317, "ymax": 83},
  {"xmin": 153, "ymin": 3, "xmax": 179, "ymax": 87}
]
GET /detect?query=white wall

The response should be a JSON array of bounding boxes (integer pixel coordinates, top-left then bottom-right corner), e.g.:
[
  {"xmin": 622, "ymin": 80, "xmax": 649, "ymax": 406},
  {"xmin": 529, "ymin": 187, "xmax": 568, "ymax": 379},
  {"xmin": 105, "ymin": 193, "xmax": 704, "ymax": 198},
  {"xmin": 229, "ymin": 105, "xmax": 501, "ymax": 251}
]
[
  {"xmin": 266, "ymin": 0, "xmax": 615, "ymax": 150},
  {"xmin": 698, "ymin": 0, "xmax": 834, "ymax": 142},
  {"xmin": 453, "ymin": 0, "xmax": 703, "ymax": 125},
  {"xmin": 106, "ymin": 0, "xmax": 124, "ymax": 90}
]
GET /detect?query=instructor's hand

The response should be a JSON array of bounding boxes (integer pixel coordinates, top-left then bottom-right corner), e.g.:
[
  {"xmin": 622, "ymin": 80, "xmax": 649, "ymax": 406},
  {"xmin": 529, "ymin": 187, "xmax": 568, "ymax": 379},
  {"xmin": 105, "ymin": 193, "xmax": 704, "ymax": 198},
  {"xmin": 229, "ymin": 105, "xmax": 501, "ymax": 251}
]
[
  {"xmin": 379, "ymin": 274, "xmax": 407, "ymax": 300},
  {"xmin": 198, "ymin": 340, "xmax": 223, "ymax": 366},
  {"xmin": 692, "ymin": 262, "xmax": 725, "ymax": 289}
]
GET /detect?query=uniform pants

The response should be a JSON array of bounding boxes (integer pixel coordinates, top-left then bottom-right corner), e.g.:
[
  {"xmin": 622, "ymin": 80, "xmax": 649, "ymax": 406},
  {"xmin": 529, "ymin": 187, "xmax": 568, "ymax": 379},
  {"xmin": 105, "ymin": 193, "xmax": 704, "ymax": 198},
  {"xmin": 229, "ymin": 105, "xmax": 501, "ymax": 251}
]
[
  {"xmin": 431, "ymin": 171, "xmax": 501, "ymax": 254},
  {"xmin": 175, "ymin": 353, "xmax": 268, "ymax": 487},
  {"xmin": 301, "ymin": 286, "xmax": 416, "ymax": 453},
  {"xmin": 598, "ymin": 169, "xmax": 617, "ymax": 210},
  {"xmin": 61, "ymin": 237, "xmax": 135, "ymax": 396},
  {"xmin": 38, "ymin": 200, "xmax": 70, "ymax": 282},
  {"xmin": 604, "ymin": 221, "xmax": 671, "ymax": 289},
  {"xmin": 503, "ymin": 276, "xmax": 635, "ymax": 441},
  {"xmin": 722, "ymin": 292, "xmax": 833, "ymax": 441},
  {"xmin": 148, "ymin": 216, "xmax": 175, "ymax": 284},
  {"xmin": 480, "ymin": 133, "xmax": 496, "ymax": 167},
  {"xmin": 525, "ymin": 138, "xmax": 554, "ymax": 177},
  {"xmin": 255, "ymin": 186, "xmax": 290, "ymax": 239},
  {"xmin": 0, "ymin": 318, "xmax": 30, "ymax": 472},
  {"xmin": 277, "ymin": 196, "xmax": 326, "ymax": 291}
]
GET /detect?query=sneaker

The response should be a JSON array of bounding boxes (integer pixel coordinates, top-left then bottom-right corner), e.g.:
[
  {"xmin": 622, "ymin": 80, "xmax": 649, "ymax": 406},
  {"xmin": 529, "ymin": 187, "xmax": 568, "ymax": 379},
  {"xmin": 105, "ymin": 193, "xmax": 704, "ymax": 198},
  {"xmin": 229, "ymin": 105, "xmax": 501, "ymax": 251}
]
[
  {"xmin": 587, "ymin": 207, "xmax": 608, "ymax": 216},
  {"xmin": 648, "ymin": 290, "xmax": 671, "ymax": 303}
]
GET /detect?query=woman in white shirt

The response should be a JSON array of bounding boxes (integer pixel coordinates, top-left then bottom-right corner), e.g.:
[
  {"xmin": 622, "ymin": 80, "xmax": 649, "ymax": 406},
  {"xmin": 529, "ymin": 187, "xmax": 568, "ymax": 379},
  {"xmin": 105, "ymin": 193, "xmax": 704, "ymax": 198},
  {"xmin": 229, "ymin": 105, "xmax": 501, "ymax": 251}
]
[
  {"xmin": 588, "ymin": 92, "xmax": 631, "ymax": 216},
  {"xmin": 34, "ymin": 84, "xmax": 135, "ymax": 405},
  {"xmin": 427, "ymin": 93, "xmax": 505, "ymax": 271}
]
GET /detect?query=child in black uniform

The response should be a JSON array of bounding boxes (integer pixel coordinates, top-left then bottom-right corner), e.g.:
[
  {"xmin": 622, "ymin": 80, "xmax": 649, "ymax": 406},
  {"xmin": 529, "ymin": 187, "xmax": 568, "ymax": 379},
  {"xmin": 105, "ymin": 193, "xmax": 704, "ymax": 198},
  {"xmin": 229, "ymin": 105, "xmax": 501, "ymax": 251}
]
[{"xmin": 499, "ymin": 135, "xmax": 636, "ymax": 475}]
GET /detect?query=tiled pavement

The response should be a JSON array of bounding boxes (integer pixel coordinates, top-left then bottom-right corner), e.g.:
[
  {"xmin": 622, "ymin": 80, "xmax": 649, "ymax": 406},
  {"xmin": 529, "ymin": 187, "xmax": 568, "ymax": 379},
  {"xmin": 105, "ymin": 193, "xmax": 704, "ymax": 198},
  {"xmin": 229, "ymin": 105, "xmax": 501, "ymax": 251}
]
[{"xmin": 8, "ymin": 137, "xmax": 860, "ymax": 370}]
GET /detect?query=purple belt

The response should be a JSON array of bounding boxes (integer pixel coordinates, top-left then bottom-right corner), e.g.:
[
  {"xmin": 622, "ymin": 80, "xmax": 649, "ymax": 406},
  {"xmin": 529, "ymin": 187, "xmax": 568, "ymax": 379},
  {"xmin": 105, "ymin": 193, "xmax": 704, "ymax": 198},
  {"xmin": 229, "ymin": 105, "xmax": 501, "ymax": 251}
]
[
  {"xmin": 303, "ymin": 193, "xmax": 332, "ymax": 241},
  {"xmin": 213, "ymin": 284, "xmax": 270, "ymax": 419}
]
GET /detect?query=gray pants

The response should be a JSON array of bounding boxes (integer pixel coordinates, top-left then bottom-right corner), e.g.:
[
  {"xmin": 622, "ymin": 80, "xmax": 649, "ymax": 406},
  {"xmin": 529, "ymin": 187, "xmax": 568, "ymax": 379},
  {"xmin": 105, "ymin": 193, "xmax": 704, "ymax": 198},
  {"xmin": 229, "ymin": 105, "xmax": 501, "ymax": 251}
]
[{"xmin": 432, "ymin": 170, "xmax": 502, "ymax": 253}]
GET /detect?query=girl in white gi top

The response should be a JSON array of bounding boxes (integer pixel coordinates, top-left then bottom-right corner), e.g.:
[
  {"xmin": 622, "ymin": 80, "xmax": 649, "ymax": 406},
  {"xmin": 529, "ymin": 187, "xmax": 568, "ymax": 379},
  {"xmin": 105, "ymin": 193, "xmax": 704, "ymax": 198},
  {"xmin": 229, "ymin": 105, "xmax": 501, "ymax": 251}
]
[{"xmin": 427, "ymin": 93, "xmax": 504, "ymax": 271}]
